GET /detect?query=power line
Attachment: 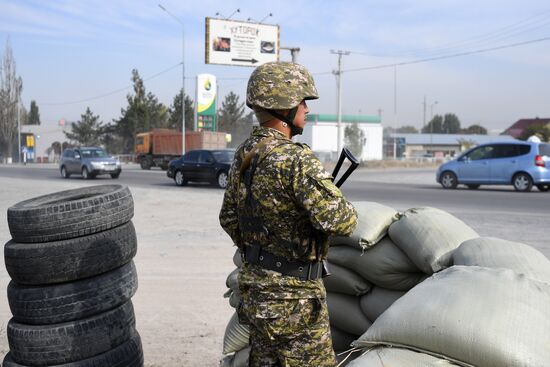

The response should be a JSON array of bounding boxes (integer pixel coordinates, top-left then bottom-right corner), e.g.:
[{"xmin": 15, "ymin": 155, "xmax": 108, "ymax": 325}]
[
  {"xmin": 314, "ymin": 36, "xmax": 550, "ymax": 75},
  {"xmin": 348, "ymin": 10, "xmax": 550, "ymax": 59},
  {"xmin": 40, "ymin": 62, "xmax": 183, "ymax": 106}
]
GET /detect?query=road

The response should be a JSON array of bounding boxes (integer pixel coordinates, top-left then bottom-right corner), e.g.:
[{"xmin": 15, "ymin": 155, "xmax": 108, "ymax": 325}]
[{"xmin": 1, "ymin": 163, "xmax": 549, "ymax": 256}]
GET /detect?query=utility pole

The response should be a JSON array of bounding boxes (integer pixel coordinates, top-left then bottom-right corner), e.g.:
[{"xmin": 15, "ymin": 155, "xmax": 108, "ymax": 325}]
[
  {"xmin": 422, "ymin": 95, "xmax": 426, "ymax": 134},
  {"xmin": 159, "ymin": 4, "xmax": 186, "ymax": 155},
  {"xmin": 17, "ymin": 96, "xmax": 21, "ymax": 164},
  {"xmin": 280, "ymin": 46, "xmax": 300, "ymax": 63},
  {"xmin": 331, "ymin": 50, "xmax": 350, "ymax": 155}
]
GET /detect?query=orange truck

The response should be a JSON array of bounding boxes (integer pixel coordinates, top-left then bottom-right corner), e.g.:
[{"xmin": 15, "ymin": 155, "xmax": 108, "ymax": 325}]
[{"xmin": 135, "ymin": 129, "xmax": 227, "ymax": 170}]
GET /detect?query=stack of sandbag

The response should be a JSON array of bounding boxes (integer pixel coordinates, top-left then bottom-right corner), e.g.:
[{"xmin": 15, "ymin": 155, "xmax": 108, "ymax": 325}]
[
  {"xmin": 347, "ymin": 238, "xmax": 550, "ymax": 366},
  {"xmin": 3, "ymin": 185, "xmax": 143, "ymax": 367},
  {"xmin": 220, "ymin": 202, "xmax": 481, "ymax": 366}
]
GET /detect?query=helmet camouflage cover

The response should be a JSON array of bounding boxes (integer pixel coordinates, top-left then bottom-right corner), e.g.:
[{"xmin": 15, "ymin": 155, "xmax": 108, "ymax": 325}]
[{"xmin": 246, "ymin": 61, "xmax": 319, "ymax": 110}]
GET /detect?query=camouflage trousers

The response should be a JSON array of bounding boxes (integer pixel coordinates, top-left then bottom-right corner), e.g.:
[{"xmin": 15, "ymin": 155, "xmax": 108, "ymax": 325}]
[{"xmin": 239, "ymin": 295, "xmax": 337, "ymax": 367}]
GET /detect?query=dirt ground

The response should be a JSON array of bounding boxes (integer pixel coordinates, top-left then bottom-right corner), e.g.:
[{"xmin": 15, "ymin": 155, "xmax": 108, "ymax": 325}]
[{"xmin": 0, "ymin": 177, "xmax": 235, "ymax": 366}]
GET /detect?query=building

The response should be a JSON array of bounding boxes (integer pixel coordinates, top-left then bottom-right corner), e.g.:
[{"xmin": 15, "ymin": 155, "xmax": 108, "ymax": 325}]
[
  {"xmin": 386, "ymin": 133, "xmax": 517, "ymax": 159},
  {"xmin": 296, "ymin": 114, "xmax": 383, "ymax": 161},
  {"xmin": 503, "ymin": 118, "xmax": 550, "ymax": 139}
]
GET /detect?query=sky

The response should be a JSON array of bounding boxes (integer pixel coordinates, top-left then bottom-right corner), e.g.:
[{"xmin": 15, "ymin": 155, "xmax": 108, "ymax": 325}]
[{"xmin": 2, "ymin": 0, "xmax": 550, "ymax": 137}]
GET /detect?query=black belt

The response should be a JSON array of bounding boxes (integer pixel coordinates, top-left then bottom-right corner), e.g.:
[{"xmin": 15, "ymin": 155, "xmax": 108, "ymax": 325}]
[{"xmin": 243, "ymin": 244, "xmax": 325, "ymax": 281}]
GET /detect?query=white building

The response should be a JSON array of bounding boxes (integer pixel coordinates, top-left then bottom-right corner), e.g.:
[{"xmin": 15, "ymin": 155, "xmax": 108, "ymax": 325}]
[{"xmin": 296, "ymin": 114, "xmax": 383, "ymax": 161}]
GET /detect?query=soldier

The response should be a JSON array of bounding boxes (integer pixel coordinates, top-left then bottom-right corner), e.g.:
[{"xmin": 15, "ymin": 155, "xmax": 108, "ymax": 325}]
[{"xmin": 219, "ymin": 61, "xmax": 357, "ymax": 367}]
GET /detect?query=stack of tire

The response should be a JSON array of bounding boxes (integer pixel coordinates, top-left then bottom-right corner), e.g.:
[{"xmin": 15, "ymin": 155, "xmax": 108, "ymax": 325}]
[{"xmin": 3, "ymin": 185, "xmax": 143, "ymax": 367}]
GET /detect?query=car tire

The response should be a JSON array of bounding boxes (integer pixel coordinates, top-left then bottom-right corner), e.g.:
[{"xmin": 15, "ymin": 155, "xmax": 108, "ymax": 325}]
[
  {"xmin": 513, "ymin": 173, "xmax": 533, "ymax": 192},
  {"xmin": 7, "ymin": 184, "xmax": 134, "ymax": 243},
  {"xmin": 174, "ymin": 170, "xmax": 188, "ymax": 186},
  {"xmin": 536, "ymin": 184, "xmax": 550, "ymax": 192},
  {"xmin": 440, "ymin": 171, "xmax": 458, "ymax": 189},
  {"xmin": 7, "ymin": 301, "xmax": 135, "ymax": 366},
  {"xmin": 110, "ymin": 171, "xmax": 121, "ymax": 179},
  {"xmin": 8, "ymin": 261, "xmax": 138, "ymax": 324},
  {"xmin": 5, "ymin": 221, "xmax": 137, "ymax": 285},
  {"xmin": 60, "ymin": 166, "xmax": 70, "ymax": 178},
  {"xmin": 466, "ymin": 184, "xmax": 480, "ymax": 190},
  {"xmin": 2, "ymin": 329, "xmax": 143, "ymax": 367},
  {"xmin": 217, "ymin": 170, "xmax": 229, "ymax": 189},
  {"xmin": 81, "ymin": 167, "xmax": 92, "ymax": 179}
]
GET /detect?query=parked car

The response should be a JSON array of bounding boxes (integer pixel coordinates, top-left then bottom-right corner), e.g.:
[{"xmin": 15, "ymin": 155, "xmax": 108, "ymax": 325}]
[
  {"xmin": 167, "ymin": 149, "xmax": 234, "ymax": 188},
  {"xmin": 436, "ymin": 141, "xmax": 550, "ymax": 192},
  {"xmin": 60, "ymin": 147, "xmax": 121, "ymax": 179}
]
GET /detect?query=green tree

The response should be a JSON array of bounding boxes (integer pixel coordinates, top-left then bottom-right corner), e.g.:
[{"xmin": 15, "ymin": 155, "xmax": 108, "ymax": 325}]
[
  {"xmin": 26, "ymin": 100, "xmax": 40, "ymax": 125},
  {"xmin": 0, "ymin": 37, "xmax": 23, "ymax": 161},
  {"xmin": 218, "ymin": 92, "xmax": 245, "ymax": 134},
  {"xmin": 64, "ymin": 107, "xmax": 104, "ymax": 146},
  {"xmin": 422, "ymin": 114, "xmax": 443, "ymax": 133},
  {"xmin": 344, "ymin": 123, "xmax": 366, "ymax": 159},
  {"xmin": 168, "ymin": 88, "xmax": 194, "ymax": 131},
  {"xmin": 520, "ymin": 124, "xmax": 550, "ymax": 142},
  {"xmin": 442, "ymin": 113, "xmax": 461, "ymax": 134},
  {"xmin": 109, "ymin": 69, "xmax": 169, "ymax": 153},
  {"xmin": 396, "ymin": 125, "xmax": 418, "ymax": 134},
  {"xmin": 462, "ymin": 124, "xmax": 487, "ymax": 135}
]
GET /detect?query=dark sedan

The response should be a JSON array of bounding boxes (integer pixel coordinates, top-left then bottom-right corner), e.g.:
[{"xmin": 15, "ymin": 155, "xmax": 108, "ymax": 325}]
[{"xmin": 167, "ymin": 149, "xmax": 234, "ymax": 188}]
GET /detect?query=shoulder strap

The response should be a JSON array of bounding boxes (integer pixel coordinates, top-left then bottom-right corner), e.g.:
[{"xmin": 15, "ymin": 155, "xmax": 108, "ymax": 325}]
[{"xmin": 239, "ymin": 136, "xmax": 293, "ymax": 175}]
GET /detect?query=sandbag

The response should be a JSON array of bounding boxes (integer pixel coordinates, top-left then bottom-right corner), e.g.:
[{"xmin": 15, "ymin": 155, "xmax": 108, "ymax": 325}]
[
  {"xmin": 223, "ymin": 312, "xmax": 249, "ymax": 354},
  {"xmin": 388, "ymin": 207, "xmax": 479, "ymax": 274},
  {"xmin": 220, "ymin": 347, "xmax": 250, "ymax": 367},
  {"xmin": 229, "ymin": 290, "xmax": 241, "ymax": 308},
  {"xmin": 359, "ymin": 287, "xmax": 406, "ymax": 322},
  {"xmin": 347, "ymin": 347, "xmax": 460, "ymax": 366},
  {"xmin": 354, "ymin": 266, "xmax": 550, "ymax": 367},
  {"xmin": 331, "ymin": 326, "xmax": 357, "ymax": 352},
  {"xmin": 328, "ymin": 237, "xmax": 426, "ymax": 291},
  {"xmin": 226, "ymin": 268, "xmax": 239, "ymax": 290},
  {"xmin": 453, "ymin": 237, "xmax": 550, "ymax": 284},
  {"xmin": 233, "ymin": 249, "xmax": 243, "ymax": 267},
  {"xmin": 323, "ymin": 262, "xmax": 372, "ymax": 296},
  {"xmin": 330, "ymin": 202, "xmax": 400, "ymax": 250},
  {"xmin": 326, "ymin": 292, "xmax": 372, "ymax": 336}
]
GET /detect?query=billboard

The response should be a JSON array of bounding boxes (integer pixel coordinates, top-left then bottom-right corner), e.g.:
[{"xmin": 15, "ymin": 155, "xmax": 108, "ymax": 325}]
[
  {"xmin": 205, "ymin": 17, "xmax": 279, "ymax": 67},
  {"xmin": 196, "ymin": 74, "xmax": 217, "ymax": 131}
]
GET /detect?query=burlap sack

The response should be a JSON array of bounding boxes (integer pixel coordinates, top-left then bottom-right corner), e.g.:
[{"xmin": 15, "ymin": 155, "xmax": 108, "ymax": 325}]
[
  {"xmin": 328, "ymin": 237, "xmax": 426, "ymax": 291},
  {"xmin": 323, "ymin": 262, "xmax": 372, "ymax": 296},
  {"xmin": 347, "ymin": 347, "xmax": 460, "ymax": 366},
  {"xmin": 354, "ymin": 266, "xmax": 550, "ymax": 367},
  {"xmin": 220, "ymin": 347, "xmax": 250, "ymax": 367},
  {"xmin": 330, "ymin": 201, "xmax": 400, "ymax": 250},
  {"xmin": 359, "ymin": 287, "xmax": 406, "ymax": 322},
  {"xmin": 326, "ymin": 292, "xmax": 372, "ymax": 336},
  {"xmin": 388, "ymin": 207, "xmax": 479, "ymax": 274},
  {"xmin": 453, "ymin": 237, "xmax": 550, "ymax": 284}
]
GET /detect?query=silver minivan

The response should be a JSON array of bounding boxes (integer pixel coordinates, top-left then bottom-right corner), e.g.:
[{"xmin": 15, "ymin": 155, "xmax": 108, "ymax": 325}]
[{"xmin": 60, "ymin": 147, "xmax": 121, "ymax": 179}]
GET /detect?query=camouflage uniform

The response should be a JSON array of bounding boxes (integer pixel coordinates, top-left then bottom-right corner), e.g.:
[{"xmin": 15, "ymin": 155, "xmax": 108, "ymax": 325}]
[{"xmin": 219, "ymin": 62, "xmax": 357, "ymax": 367}]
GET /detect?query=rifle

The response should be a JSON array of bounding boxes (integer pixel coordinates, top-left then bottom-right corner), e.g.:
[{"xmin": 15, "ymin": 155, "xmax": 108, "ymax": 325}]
[{"xmin": 331, "ymin": 147, "xmax": 360, "ymax": 188}]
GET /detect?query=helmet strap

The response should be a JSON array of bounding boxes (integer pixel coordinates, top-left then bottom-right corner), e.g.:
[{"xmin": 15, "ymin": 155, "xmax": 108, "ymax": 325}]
[{"xmin": 268, "ymin": 107, "xmax": 303, "ymax": 136}]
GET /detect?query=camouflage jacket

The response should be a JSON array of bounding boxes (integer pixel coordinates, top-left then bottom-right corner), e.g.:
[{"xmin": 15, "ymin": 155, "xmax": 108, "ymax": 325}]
[{"xmin": 219, "ymin": 126, "xmax": 357, "ymax": 299}]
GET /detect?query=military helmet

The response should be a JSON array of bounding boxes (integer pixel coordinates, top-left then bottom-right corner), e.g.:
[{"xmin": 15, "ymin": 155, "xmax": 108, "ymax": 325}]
[{"xmin": 246, "ymin": 61, "xmax": 319, "ymax": 110}]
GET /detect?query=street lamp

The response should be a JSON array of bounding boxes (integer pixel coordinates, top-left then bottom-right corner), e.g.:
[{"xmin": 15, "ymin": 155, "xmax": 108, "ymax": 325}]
[{"xmin": 159, "ymin": 4, "xmax": 186, "ymax": 155}]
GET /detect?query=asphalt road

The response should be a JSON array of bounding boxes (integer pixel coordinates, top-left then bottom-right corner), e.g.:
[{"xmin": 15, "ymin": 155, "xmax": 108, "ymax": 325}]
[
  {"xmin": 1, "ymin": 163, "xmax": 549, "ymax": 256},
  {"xmin": 1, "ymin": 164, "xmax": 549, "ymax": 215}
]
